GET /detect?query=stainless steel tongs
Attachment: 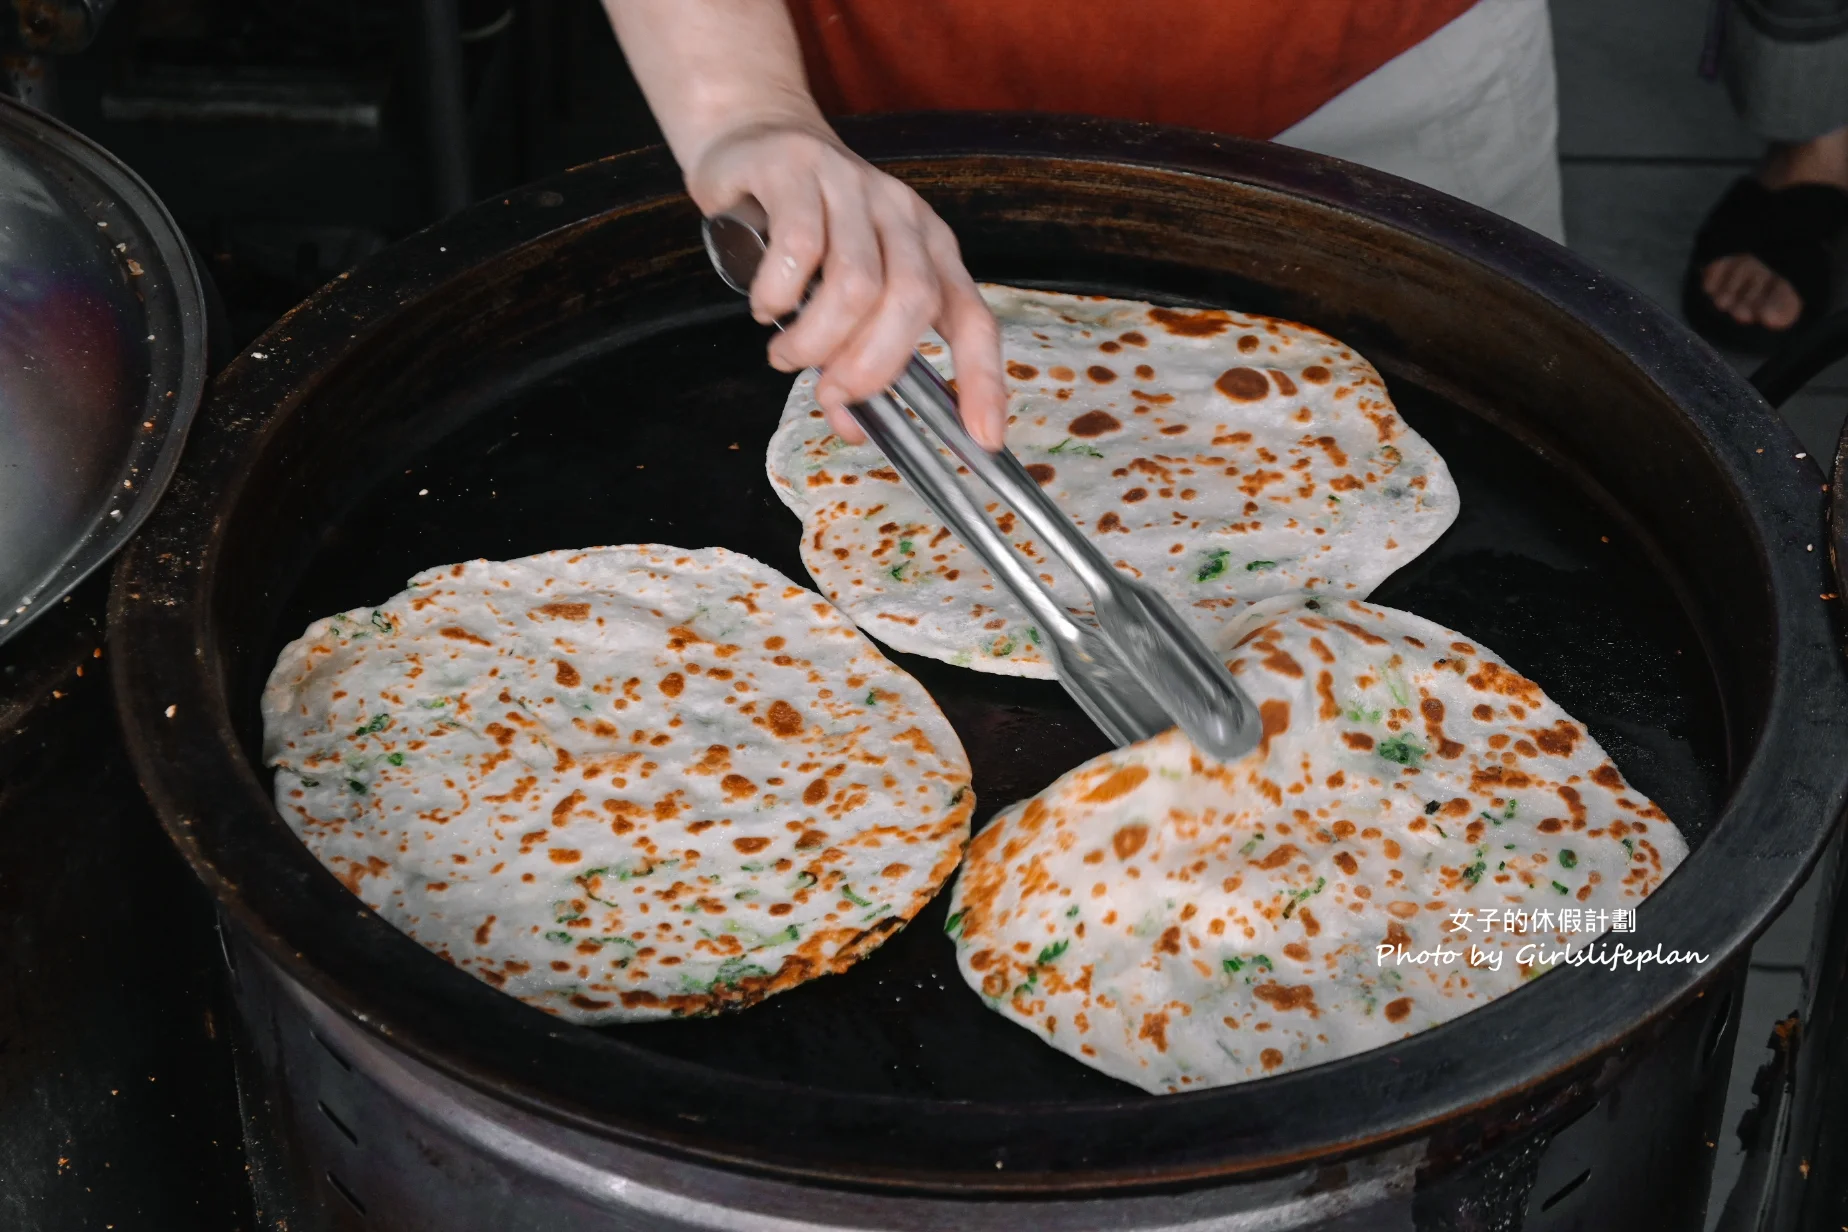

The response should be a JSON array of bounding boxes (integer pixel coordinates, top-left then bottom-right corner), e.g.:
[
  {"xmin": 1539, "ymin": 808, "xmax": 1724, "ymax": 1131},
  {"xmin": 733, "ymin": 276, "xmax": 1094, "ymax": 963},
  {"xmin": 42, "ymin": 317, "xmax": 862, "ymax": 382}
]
[{"xmin": 704, "ymin": 200, "xmax": 1264, "ymax": 762}]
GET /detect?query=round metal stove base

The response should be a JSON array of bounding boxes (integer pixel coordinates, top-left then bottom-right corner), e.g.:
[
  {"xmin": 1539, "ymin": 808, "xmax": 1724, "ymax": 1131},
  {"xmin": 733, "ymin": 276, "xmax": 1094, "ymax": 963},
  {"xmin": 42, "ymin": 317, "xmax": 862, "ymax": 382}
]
[{"xmin": 221, "ymin": 929, "xmax": 1742, "ymax": 1231}]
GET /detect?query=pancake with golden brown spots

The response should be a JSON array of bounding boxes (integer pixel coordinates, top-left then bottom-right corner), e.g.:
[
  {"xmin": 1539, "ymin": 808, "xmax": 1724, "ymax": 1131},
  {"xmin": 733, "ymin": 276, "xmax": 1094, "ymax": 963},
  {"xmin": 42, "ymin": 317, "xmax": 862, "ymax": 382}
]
[
  {"xmin": 947, "ymin": 595, "xmax": 1686, "ymax": 1093},
  {"xmin": 767, "ymin": 285, "xmax": 1458, "ymax": 676},
  {"xmin": 261, "ymin": 545, "xmax": 973, "ymax": 1024}
]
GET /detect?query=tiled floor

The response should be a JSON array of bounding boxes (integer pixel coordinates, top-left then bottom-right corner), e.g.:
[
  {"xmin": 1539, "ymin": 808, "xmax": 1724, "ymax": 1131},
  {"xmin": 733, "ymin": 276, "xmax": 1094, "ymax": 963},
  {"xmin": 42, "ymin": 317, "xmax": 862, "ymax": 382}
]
[{"xmin": 1550, "ymin": 1, "xmax": 1844, "ymax": 1224}]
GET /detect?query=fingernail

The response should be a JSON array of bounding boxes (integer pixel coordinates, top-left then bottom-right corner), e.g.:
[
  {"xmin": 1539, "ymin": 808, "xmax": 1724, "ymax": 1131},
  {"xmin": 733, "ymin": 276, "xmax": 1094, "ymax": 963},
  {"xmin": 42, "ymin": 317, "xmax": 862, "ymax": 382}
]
[
  {"xmin": 824, "ymin": 405, "xmax": 863, "ymax": 443},
  {"xmin": 979, "ymin": 413, "xmax": 1007, "ymax": 452}
]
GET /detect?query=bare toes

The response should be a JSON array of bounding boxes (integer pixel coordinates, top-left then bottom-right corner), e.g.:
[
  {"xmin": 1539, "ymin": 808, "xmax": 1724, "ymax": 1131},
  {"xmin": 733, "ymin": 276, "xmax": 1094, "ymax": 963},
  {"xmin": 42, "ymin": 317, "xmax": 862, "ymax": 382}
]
[
  {"xmin": 1699, "ymin": 252, "xmax": 1807, "ymax": 331},
  {"xmin": 1760, "ymin": 277, "xmax": 1803, "ymax": 330},
  {"xmin": 1723, "ymin": 268, "xmax": 1768, "ymax": 320},
  {"xmin": 1702, "ymin": 255, "xmax": 1746, "ymax": 300},
  {"xmin": 1708, "ymin": 257, "xmax": 1757, "ymax": 310}
]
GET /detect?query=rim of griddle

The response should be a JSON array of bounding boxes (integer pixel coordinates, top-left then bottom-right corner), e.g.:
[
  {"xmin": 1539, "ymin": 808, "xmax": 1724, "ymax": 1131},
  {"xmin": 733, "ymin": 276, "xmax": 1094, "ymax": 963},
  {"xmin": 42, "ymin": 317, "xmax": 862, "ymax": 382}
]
[{"xmin": 109, "ymin": 114, "xmax": 1848, "ymax": 1195}]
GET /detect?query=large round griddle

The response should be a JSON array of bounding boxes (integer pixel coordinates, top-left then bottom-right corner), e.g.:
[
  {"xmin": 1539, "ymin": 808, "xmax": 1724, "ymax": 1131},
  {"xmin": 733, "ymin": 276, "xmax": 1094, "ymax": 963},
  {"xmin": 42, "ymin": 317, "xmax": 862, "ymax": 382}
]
[{"xmin": 110, "ymin": 116, "xmax": 1848, "ymax": 1194}]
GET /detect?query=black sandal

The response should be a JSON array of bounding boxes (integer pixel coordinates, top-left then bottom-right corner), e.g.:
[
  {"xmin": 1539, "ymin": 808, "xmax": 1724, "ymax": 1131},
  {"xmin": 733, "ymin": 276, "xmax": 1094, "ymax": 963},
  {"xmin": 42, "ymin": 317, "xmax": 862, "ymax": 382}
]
[{"xmin": 1681, "ymin": 177, "xmax": 1848, "ymax": 354}]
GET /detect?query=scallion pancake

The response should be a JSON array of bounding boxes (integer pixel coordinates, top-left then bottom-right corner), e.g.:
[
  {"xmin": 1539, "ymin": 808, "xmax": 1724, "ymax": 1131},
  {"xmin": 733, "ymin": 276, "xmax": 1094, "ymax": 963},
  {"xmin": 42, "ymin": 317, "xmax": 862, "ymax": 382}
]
[
  {"xmin": 261, "ymin": 545, "xmax": 974, "ymax": 1024},
  {"xmin": 768, "ymin": 286, "xmax": 1459, "ymax": 677},
  {"xmin": 947, "ymin": 595, "xmax": 1686, "ymax": 1093}
]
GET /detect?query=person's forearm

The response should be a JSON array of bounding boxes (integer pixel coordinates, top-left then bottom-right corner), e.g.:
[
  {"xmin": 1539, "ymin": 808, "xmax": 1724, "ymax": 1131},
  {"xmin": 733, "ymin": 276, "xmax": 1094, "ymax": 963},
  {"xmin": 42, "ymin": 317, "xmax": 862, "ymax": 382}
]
[{"xmin": 602, "ymin": 0, "xmax": 832, "ymax": 189}]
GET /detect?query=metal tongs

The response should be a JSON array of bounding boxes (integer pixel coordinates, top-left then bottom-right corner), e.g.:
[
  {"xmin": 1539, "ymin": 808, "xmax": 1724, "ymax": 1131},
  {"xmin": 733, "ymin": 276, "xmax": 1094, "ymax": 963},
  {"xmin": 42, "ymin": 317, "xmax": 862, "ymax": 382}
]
[{"xmin": 703, "ymin": 200, "xmax": 1264, "ymax": 762}]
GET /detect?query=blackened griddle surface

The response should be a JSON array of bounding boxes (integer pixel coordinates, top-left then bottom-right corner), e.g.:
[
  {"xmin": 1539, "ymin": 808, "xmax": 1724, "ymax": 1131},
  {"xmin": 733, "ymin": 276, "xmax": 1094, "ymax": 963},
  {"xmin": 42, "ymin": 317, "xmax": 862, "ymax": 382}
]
[{"xmin": 270, "ymin": 304, "xmax": 1725, "ymax": 1103}]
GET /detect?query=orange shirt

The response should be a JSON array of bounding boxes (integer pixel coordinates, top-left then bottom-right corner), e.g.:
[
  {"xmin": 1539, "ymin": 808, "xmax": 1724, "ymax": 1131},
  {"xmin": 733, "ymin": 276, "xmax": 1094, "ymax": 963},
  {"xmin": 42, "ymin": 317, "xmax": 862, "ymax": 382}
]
[{"xmin": 786, "ymin": 0, "xmax": 1478, "ymax": 140}]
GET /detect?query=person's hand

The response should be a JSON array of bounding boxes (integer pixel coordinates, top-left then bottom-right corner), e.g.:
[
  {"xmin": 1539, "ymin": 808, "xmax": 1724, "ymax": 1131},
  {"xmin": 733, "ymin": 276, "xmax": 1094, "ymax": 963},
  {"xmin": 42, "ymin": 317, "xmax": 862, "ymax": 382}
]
[{"xmin": 687, "ymin": 121, "xmax": 1008, "ymax": 451}]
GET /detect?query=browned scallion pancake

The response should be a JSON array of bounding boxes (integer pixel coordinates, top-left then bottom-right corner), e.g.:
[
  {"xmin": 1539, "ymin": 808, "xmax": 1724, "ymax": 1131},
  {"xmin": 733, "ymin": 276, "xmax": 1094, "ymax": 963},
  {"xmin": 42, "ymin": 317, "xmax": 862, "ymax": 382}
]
[{"xmin": 262, "ymin": 545, "xmax": 974, "ymax": 1024}]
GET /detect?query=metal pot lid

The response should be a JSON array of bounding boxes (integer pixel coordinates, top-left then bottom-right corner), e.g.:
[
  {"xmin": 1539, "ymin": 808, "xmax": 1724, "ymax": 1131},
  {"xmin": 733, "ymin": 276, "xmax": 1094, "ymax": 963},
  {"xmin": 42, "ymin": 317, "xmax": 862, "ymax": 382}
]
[{"xmin": 0, "ymin": 95, "xmax": 206, "ymax": 646}]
